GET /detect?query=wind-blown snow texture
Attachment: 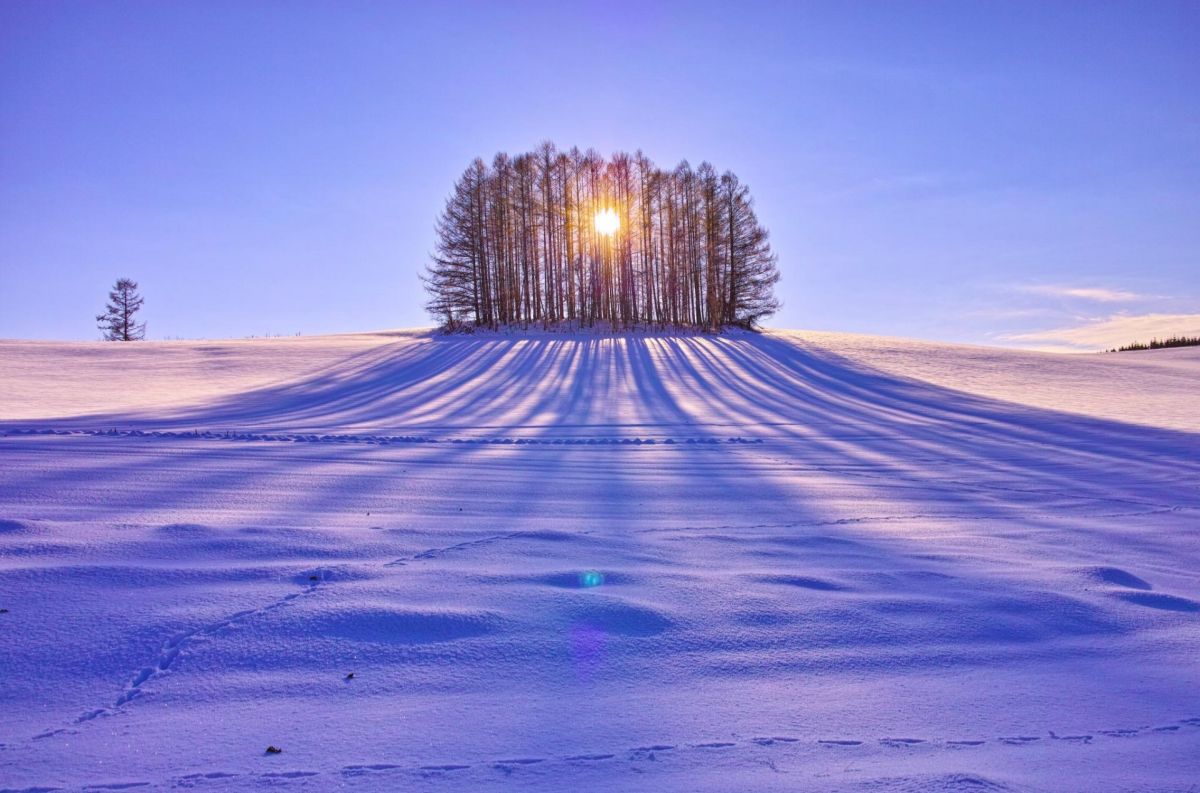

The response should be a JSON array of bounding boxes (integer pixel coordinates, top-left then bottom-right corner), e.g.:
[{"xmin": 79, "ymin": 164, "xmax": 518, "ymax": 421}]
[{"xmin": 1, "ymin": 329, "xmax": 1197, "ymax": 792}]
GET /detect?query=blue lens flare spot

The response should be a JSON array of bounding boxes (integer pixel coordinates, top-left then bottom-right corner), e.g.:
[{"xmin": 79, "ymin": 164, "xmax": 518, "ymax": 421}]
[{"xmin": 579, "ymin": 570, "xmax": 605, "ymax": 588}]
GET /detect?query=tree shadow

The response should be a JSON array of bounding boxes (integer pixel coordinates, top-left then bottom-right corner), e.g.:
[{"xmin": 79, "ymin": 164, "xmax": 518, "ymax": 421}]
[{"xmin": 3, "ymin": 332, "xmax": 1197, "ymax": 683}]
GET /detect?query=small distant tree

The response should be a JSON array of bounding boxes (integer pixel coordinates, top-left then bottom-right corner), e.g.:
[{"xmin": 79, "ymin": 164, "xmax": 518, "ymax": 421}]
[
  {"xmin": 1110, "ymin": 335, "xmax": 1200, "ymax": 352},
  {"xmin": 96, "ymin": 278, "xmax": 146, "ymax": 341}
]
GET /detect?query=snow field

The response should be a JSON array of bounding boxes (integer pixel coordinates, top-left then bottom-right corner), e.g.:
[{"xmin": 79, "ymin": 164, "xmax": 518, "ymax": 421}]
[{"xmin": 1, "ymin": 330, "xmax": 1197, "ymax": 791}]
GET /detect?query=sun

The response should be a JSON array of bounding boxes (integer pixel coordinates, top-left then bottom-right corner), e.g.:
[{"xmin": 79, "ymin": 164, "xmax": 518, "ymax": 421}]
[{"xmin": 594, "ymin": 207, "xmax": 619, "ymax": 236}]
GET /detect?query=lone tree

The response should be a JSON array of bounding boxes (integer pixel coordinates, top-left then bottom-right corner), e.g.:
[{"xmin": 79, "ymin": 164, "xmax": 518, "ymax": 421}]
[
  {"xmin": 423, "ymin": 143, "xmax": 781, "ymax": 331},
  {"xmin": 96, "ymin": 278, "xmax": 146, "ymax": 341}
]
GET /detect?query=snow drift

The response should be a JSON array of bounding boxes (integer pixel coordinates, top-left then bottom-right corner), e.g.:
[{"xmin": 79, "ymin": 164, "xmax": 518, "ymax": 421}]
[{"xmin": 0, "ymin": 329, "xmax": 1197, "ymax": 791}]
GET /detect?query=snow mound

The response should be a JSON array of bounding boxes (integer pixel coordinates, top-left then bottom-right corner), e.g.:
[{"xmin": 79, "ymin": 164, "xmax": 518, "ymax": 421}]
[{"xmin": 0, "ymin": 329, "xmax": 1197, "ymax": 791}]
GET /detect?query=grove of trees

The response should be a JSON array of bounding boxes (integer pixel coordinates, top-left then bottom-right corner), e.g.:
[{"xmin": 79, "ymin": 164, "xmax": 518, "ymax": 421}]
[
  {"xmin": 96, "ymin": 278, "xmax": 146, "ymax": 341},
  {"xmin": 423, "ymin": 143, "xmax": 781, "ymax": 331},
  {"xmin": 1110, "ymin": 335, "xmax": 1200, "ymax": 352}
]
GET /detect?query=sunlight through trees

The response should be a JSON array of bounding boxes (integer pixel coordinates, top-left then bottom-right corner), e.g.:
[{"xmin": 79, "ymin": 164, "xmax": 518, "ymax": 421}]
[{"xmin": 423, "ymin": 143, "xmax": 781, "ymax": 331}]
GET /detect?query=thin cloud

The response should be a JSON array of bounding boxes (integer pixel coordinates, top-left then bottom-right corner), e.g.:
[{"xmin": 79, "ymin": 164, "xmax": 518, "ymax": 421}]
[
  {"xmin": 1020, "ymin": 285, "xmax": 1144, "ymax": 303},
  {"xmin": 1002, "ymin": 313, "xmax": 1200, "ymax": 352},
  {"xmin": 966, "ymin": 306, "xmax": 1060, "ymax": 321}
]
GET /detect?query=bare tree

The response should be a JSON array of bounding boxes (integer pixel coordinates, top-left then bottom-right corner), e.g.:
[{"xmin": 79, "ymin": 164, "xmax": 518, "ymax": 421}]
[
  {"xmin": 424, "ymin": 145, "xmax": 781, "ymax": 330},
  {"xmin": 96, "ymin": 278, "xmax": 146, "ymax": 341}
]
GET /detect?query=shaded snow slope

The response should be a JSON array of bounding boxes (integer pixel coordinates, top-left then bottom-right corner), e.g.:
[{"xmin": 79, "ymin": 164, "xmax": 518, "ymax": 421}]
[
  {"xmin": 2, "ymin": 329, "xmax": 1197, "ymax": 431},
  {"xmin": 0, "ymin": 330, "xmax": 1197, "ymax": 792}
]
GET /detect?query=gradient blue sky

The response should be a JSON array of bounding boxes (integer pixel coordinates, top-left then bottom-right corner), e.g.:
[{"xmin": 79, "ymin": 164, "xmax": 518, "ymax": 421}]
[{"xmin": 2, "ymin": 1, "xmax": 1197, "ymax": 349}]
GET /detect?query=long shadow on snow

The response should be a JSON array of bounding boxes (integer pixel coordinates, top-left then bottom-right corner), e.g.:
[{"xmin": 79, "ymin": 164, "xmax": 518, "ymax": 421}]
[
  {"xmin": 8, "ymin": 331, "xmax": 1196, "ymax": 448},
  {"xmin": 3, "ymin": 332, "xmax": 1197, "ymax": 517},
  {"xmin": 2, "ymin": 333, "xmax": 1197, "ymax": 678}
]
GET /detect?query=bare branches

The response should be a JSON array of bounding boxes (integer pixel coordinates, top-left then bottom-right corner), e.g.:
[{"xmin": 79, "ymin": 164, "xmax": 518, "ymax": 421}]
[{"xmin": 423, "ymin": 144, "xmax": 781, "ymax": 331}]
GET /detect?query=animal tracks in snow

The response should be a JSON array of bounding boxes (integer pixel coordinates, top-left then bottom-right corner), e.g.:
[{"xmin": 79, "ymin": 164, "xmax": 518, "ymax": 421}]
[
  {"xmin": 383, "ymin": 531, "xmax": 528, "ymax": 567},
  {"xmin": 25, "ymin": 522, "xmax": 543, "ymax": 744},
  {"xmin": 1, "ymin": 426, "xmax": 765, "ymax": 447},
  {"xmin": 112, "ymin": 571, "xmax": 330, "ymax": 708},
  {"xmin": 15, "ymin": 715, "xmax": 1195, "ymax": 791},
  {"xmin": 26, "ymin": 519, "xmax": 548, "ymax": 744},
  {"xmin": 29, "ymin": 571, "xmax": 333, "ymax": 741}
]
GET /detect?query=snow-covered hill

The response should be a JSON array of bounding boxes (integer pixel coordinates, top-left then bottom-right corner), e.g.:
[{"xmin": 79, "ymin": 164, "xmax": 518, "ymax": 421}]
[{"xmin": 1, "ymin": 329, "xmax": 1197, "ymax": 791}]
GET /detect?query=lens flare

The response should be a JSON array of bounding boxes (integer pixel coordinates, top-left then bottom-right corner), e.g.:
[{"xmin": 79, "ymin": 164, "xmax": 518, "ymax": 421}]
[
  {"xmin": 579, "ymin": 570, "xmax": 605, "ymax": 588},
  {"xmin": 593, "ymin": 208, "xmax": 619, "ymax": 236}
]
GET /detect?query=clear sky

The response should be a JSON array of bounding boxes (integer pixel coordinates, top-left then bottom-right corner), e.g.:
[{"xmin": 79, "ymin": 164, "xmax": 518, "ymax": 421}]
[{"xmin": 2, "ymin": 1, "xmax": 1197, "ymax": 350}]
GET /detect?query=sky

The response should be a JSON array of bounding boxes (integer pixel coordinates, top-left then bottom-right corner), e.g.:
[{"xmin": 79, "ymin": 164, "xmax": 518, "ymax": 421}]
[{"xmin": 1, "ymin": 1, "xmax": 1197, "ymax": 350}]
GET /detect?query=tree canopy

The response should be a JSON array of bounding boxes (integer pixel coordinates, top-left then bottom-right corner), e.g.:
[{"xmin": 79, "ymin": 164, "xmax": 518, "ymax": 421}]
[{"xmin": 423, "ymin": 143, "xmax": 781, "ymax": 331}]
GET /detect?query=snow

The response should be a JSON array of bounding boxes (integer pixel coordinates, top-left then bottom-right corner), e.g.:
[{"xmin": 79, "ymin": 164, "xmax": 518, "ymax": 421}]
[{"xmin": 0, "ymin": 328, "xmax": 1197, "ymax": 792}]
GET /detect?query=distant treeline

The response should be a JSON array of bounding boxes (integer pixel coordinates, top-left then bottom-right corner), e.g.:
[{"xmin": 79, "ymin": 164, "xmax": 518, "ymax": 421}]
[
  {"xmin": 1108, "ymin": 335, "xmax": 1200, "ymax": 352},
  {"xmin": 423, "ymin": 143, "xmax": 781, "ymax": 331}
]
